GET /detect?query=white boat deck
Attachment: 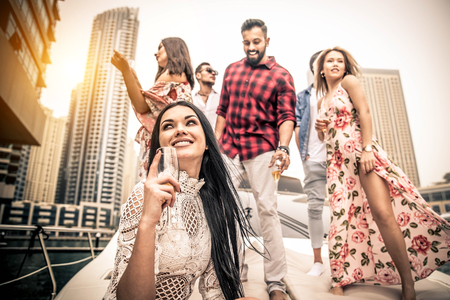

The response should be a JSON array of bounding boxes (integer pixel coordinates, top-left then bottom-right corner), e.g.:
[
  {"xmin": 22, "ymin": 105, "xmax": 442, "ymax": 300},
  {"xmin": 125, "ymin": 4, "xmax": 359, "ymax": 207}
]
[
  {"xmin": 55, "ymin": 232, "xmax": 450, "ymax": 300},
  {"xmin": 55, "ymin": 190, "xmax": 450, "ymax": 300}
]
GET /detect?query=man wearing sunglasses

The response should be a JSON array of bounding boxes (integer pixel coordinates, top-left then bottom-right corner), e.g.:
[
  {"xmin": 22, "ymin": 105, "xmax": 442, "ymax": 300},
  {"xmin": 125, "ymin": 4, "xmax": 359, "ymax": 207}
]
[{"xmin": 193, "ymin": 62, "xmax": 220, "ymax": 129}]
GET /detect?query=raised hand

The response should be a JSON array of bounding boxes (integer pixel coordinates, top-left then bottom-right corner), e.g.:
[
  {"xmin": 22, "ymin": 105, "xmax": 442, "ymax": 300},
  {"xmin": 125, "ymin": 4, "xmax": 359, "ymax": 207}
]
[{"xmin": 111, "ymin": 49, "xmax": 132, "ymax": 74}]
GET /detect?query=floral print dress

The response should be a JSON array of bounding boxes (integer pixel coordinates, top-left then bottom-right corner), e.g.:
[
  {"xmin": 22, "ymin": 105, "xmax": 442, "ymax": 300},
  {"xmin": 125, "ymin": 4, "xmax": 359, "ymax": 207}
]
[
  {"xmin": 133, "ymin": 81, "xmax": 192, "ymax": 180},
  {"xmin": 323, "ymin": 83, "xmax": 450, "ymax": 288}
]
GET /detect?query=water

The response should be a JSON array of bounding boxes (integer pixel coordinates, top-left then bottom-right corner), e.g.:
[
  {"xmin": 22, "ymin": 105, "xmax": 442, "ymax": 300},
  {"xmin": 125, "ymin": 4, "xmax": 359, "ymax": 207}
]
[{"xmin": 0, "ymin": 238, "xmax": 110, "ymax": 300}]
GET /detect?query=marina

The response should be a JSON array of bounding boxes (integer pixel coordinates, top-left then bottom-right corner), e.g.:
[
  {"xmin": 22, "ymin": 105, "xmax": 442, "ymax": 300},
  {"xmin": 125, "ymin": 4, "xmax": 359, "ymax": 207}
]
[{"xmin": 0, "ymin": 226, "xmax": 114, "ymax": 300}]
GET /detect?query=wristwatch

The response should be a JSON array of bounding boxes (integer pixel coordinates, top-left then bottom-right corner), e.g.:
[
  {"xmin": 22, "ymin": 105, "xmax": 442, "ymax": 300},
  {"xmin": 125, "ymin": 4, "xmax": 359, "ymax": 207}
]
[
  {"xmin": 363, "ymin": 145, "xmax": 373, "ymax": 152},
  {"xmin": 277, "ymin": 146, "xmax": 290, "ymax": 156}
]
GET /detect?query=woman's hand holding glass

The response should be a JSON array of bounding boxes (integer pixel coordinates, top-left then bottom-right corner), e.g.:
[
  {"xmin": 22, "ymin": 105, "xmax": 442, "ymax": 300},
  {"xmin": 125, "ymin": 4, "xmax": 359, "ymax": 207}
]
[
  {"xmin": 143, "ymin": 149, "xmax": 181, "ymax": 227},
  {"xmin": 315, "ymin": 107, "xmax": 331, "ymax": 142}
]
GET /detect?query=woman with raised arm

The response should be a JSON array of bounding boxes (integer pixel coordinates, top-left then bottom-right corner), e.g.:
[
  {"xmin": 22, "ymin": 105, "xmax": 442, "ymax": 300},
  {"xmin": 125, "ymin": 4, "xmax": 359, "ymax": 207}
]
[
  {"xmin": 111, "ymin": 37, "xmax": 194, "ymax": 179},
  {"xmin": 104, "ymin": 101, "xmax": 260, "ymax": 300},
  {"xmin": 314, "ymin": 47, "xmax": 450, "ymax": 300}
]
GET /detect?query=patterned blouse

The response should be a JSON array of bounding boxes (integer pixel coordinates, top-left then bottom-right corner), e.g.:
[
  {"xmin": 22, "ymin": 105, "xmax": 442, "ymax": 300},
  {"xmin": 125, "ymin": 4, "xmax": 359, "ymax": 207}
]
[
  {"xmin": 134, "ymin": 81, "xmax": 192, "ymax": 180},
  {"xmin": 104, "ymin": 171, "xmax": 225, "ymax": 299}
]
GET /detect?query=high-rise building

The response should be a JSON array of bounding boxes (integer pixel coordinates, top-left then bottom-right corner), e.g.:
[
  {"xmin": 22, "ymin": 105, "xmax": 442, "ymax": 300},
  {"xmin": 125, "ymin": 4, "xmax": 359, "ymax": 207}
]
[
  {"xmin": 13, "ymin": 145, "xmax": 31, "ymax": 201},
  {"xmin": 122, "ymin": 137, "xmax": 138, "ymax": 205},
  {"xmin": 359, "ymin": 68, "xmax": 420, "ymax": 187},
  {"xmin": 21, "ymin": 107, "xmax": 65, "ymax": 203},
  {"xmin": 0, "ymin": 0, "xmax": 62, "ymax": 201},
  {"xmin": 56, "ymin": 8, "xmax": 139, "ymax": 226},
  {"xmin": 54, "ymin": 83, "xmax": 81, "ymax": 204}
]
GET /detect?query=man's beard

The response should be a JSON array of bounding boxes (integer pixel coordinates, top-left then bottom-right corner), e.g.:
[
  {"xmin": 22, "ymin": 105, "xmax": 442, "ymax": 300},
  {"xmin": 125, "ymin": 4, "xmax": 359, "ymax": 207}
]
[
  {"xmin": 200, "ymin": 80, "xmax": 214, "ymax": 88},
  {"xmin": 246, "ymin": 47, "xmax": 266, "ymax": 66}
]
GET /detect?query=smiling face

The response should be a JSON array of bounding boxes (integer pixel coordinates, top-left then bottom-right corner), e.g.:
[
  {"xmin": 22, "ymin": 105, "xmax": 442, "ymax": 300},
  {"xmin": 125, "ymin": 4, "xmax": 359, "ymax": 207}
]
[
  {"xmin": 242, "ymin": 27, "xmax": 270, "ymax": 66},
  {"xmin": 322, "ymin": 50, "xmax": 346, "ymax": 80},
  {"xmin": 154, "ymin": 43, "xmax": 168, "ymax": 68},
  {"xmin": 159, "ymin": 106, "xmax": 206, "ymax": 175}
]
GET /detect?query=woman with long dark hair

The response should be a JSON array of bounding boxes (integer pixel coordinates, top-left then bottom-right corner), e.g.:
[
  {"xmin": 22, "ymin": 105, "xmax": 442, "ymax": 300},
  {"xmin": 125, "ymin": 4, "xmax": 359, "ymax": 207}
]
[
  {"xmin": 104, "ymin": 101, "xmax": 259, "ymax": 300},
  {"xmin": 111, "ymin": 37, "xmax": 195, "ymax": 179},
  {"xmin": 314, "ymin": 47, "xmax": 450, "ymax": 299}
]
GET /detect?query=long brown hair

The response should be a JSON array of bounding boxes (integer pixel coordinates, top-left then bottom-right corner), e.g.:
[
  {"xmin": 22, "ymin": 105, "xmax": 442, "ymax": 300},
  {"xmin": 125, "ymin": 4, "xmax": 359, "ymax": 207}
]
[
  {"xmin": 155, "ymin": 37, "xmax": 195, "ymax": 88},
  {"xmin": 314, "ymin": 46, "xmax": 361, "ymax": 97}
]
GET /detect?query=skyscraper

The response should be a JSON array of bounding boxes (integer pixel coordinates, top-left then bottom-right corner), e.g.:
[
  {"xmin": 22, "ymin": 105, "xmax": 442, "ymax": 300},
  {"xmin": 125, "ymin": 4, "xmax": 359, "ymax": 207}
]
[
  {"xmin": 56, "ymin": 8, "xmax": 139, "ymax": 224},
  {"xmin": 121, "ymin": 137, "xmax": 138, "ymax": 205},
  {"xmin": 21, "ymin": 107, "xmax": 65, "ymax": 203},
  {"xmin": 359, "ymin": 68, "xmax": 420, "ymax": 187},
  {"xmin": 0, "ymin": 0, "xmax": 62, "ymax": 201},
  {"xmin": 54, "ymin": 83, "xmax": 81, "ymax": 205}
]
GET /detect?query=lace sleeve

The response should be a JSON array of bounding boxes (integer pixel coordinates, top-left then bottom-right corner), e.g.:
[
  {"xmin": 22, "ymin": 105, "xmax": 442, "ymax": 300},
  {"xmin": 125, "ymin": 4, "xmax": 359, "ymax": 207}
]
[
  {"xmin": 104, "ymin": 181, "xmax": 152, "ymax": 300},
  {"xmin": 198, "ymin": 258, "xmax": 226, "ymax": 300}
]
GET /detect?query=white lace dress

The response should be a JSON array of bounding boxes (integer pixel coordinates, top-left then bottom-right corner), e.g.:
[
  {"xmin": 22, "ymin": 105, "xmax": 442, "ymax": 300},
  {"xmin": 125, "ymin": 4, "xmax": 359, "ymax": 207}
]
[{"xmin": 104, "ymin": 171, "xmax": 225, "ymax": 299}]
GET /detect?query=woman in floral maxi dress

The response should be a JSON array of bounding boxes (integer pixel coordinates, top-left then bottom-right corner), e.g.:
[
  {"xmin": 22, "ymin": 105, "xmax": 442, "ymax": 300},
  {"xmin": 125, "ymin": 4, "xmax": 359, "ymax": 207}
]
[
  {"xmin": 314, "ymin": 47, "xmax": 450, "ymax": 300},
  {"xmin": 111, "ymin": 37, "xmax": 194, "ymax": 179}
]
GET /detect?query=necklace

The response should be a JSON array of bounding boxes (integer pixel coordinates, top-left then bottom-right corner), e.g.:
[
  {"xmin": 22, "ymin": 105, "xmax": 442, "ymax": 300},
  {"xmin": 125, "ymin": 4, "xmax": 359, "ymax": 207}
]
[{"xmin": 198, "ymin": 92, "xmax": 209, "ymax": 97}]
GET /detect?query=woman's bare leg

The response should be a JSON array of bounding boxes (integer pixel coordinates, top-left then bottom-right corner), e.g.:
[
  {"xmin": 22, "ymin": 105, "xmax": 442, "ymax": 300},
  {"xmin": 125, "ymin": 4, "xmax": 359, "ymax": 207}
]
[
  {"xmin": 330, "ymin": 286, "xmax": 344, "ymax": 296},
  {"xmin": 313, "ymin": 248, "xmax": 323, "ymax": 264},
  {"xmin": 359, "ymin": 166, "xmax": 416, "ymax": 300}
]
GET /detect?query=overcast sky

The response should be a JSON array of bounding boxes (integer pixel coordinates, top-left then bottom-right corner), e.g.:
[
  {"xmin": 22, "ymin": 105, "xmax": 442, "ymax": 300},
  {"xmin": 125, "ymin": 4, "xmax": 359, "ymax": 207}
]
[{"xmin": 40, "ymin": 0, "xmax": 450, "ymax": 187}]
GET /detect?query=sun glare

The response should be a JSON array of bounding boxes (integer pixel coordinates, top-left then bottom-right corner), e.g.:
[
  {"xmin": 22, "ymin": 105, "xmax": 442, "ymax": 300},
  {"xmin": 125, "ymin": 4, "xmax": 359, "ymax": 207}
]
[{"xmin": 61, "ymin": 60, "xmax": 85, "ymax": 85}]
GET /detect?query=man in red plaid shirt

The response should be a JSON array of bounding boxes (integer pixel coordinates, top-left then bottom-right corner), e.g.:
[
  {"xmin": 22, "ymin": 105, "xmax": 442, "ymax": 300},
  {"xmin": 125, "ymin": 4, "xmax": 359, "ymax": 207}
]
[{"xmin": 215, "ymin": 19, "xmax": 296, "ymax": 300}]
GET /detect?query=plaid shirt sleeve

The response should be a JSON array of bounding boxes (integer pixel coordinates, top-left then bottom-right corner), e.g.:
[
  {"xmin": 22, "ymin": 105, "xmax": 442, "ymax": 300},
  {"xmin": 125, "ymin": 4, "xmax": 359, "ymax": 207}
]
[
  {"xmin": 276, "ymin": 70, "xmax": 296, "ymax": 127},
  {"xmin": 216, "ymin": 65, "xmax": 230, "ymax": 118}
]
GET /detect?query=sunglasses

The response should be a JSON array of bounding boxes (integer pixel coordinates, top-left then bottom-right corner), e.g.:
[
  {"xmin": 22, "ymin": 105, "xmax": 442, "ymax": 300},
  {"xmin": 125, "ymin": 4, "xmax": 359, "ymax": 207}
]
[{"xmin": 204, "ymin": 67, "xmax": 219, "ymax": 76}]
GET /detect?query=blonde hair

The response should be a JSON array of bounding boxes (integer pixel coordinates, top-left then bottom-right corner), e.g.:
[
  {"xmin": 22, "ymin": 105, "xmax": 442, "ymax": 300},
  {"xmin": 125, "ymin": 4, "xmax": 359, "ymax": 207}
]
[{"xmin": 314, "ymin": 47, "xmax": 361, "ymax": 97}]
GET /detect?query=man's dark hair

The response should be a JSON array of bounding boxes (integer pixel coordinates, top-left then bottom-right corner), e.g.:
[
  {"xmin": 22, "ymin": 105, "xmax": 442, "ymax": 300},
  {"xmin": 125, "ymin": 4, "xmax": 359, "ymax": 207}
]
[
  {"xmin": 241, "ymin": 19, "xmax": 267, "ymax": 38},
  {"xmin": 310, "ymin": 50, "xmax": 323, "ymax": 75},
  {"xmin": 195, "ymin": 62, "xmax": 210, "ymax": 75}
]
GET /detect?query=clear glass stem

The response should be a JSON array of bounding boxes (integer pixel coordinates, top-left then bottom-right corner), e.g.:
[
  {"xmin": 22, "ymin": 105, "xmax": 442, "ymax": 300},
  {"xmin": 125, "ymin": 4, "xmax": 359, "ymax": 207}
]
[{"xmin": 166, "ymin": 206, "xmax": 171, "ymax": 228}]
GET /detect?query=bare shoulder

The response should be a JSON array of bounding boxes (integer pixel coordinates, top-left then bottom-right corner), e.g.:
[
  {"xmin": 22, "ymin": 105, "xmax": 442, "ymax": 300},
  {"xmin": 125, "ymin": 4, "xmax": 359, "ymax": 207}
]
[
  {"xmin": 341, "ymin": 75, "xmax": 360, "ymax": 90},
  {"xmin": 157, "ymin": 70, "xmax": 187, "ymax": 83}
]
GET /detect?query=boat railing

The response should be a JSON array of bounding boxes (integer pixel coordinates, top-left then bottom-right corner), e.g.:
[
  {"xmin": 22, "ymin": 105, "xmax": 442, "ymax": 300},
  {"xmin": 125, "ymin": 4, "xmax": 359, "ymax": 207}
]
[{"xmin": 0, "ymin": 224, "xmax": 115, "ymax": 300}]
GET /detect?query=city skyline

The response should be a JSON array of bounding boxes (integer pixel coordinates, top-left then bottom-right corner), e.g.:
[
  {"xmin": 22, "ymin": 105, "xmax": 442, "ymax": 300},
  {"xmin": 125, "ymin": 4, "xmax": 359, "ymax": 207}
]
[
  {"xmin": 55, "ymin": 7, "xmax": 139, "ymax": 225},
  {"xmin": 39, "ymin": 0, "xmax": 450, "ymax": 187}
]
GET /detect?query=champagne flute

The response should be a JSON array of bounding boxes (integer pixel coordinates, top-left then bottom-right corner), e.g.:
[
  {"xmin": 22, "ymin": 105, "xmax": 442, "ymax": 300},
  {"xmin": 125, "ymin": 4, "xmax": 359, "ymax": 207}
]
[
  {"xmin": 317, "ymin": 106, "xmax": 331, "ymax": 143},
  {"xmin": 156, "ymin": 147, "xmax": 190, "ymax": 263},
  {"xmin": 272, "ymin": 158, "xmax": 282, "ymax": 196},
  {"xmin": 156, "ymin": 147, "xmax": 179, "ymax": 227}
]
